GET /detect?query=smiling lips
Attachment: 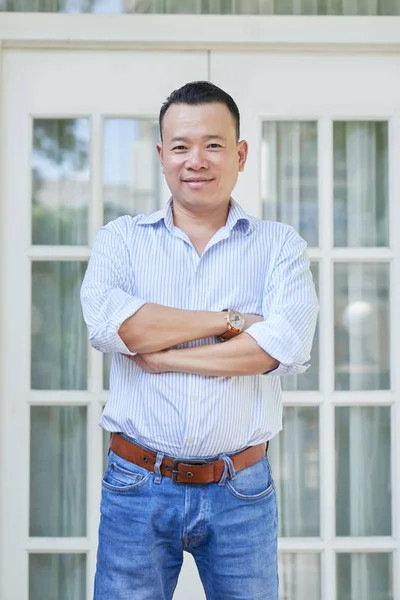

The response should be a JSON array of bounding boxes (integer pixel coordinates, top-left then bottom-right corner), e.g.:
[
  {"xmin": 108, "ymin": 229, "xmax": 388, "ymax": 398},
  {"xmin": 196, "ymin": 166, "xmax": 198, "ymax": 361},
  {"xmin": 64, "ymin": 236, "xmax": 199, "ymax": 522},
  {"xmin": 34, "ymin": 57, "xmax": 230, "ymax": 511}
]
[{"xmin": 182, "ymin": 178, "xmax": 215, "ymax": 188}]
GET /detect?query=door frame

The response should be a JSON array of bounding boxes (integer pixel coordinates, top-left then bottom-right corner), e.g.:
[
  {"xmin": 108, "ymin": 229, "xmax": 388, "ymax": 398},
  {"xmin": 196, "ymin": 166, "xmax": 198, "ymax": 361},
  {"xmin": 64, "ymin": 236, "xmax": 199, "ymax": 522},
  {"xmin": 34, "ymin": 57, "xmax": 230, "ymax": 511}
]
[{"xmin": 1, "ymin": 13, "xmax": 400, "ymax": 600}]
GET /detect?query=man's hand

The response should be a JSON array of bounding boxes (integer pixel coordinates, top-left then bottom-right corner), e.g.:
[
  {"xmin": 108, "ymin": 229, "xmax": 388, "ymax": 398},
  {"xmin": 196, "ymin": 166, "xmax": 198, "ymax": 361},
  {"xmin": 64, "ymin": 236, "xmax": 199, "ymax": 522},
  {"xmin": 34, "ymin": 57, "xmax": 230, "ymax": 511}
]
[
  {"xmin": 242, "ymin": 313, "xmax": 264, "ymax": 330},
  {"xmin": 122, "ymin": 351, "xmax": 171, "ymax": 374}
]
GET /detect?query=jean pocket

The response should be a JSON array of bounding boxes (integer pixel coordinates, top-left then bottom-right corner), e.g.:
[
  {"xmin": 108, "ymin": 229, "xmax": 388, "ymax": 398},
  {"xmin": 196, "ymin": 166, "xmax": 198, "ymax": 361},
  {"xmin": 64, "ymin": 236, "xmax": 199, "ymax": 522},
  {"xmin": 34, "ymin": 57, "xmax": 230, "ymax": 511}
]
[
  {"xmin": 102, "ymin": 451, "xmax": 152, "ymax": 493},
  {"xmin": 225, "ymin": 455, "xmax": 275, "ymax": 501}
]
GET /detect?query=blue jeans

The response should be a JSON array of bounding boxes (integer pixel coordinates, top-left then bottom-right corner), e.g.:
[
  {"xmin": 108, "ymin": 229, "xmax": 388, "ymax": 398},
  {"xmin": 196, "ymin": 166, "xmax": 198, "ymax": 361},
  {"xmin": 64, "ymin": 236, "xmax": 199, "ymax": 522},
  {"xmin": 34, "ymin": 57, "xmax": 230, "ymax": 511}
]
[{"xmin": 94, "ymin": 441, "xmax": 278, "ymax": 600}]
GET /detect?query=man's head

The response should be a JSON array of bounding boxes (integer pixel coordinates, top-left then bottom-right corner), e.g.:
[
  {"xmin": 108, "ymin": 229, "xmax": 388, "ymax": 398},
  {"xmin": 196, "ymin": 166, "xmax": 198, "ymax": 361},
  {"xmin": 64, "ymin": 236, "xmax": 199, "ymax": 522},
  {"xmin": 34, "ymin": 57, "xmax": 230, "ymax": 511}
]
[
  {"xmin": 157, "ymin": 81, "xmax": 248, "ymax": 213},
  {"xmin": 159, "ymin": 81, "xmax": 240, "ymax": 142}
]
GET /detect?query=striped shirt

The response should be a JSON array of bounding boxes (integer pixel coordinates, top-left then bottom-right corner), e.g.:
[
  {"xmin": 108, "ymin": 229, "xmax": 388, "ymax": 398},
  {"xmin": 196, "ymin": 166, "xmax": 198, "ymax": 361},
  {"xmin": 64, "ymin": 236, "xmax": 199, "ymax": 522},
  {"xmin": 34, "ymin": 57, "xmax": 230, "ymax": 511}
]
[{"xmin": 80, "ymin": 199, "xmax": 319, "ymax": 457}]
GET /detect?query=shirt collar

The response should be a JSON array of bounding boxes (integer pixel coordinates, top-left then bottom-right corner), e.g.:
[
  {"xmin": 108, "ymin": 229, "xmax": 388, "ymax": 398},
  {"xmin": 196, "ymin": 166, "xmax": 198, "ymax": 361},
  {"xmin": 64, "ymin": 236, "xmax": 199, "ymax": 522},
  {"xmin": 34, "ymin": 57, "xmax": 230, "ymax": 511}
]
[{"xmin": 138, "ymin": 197, "xmax": 252, "ymax": 235}]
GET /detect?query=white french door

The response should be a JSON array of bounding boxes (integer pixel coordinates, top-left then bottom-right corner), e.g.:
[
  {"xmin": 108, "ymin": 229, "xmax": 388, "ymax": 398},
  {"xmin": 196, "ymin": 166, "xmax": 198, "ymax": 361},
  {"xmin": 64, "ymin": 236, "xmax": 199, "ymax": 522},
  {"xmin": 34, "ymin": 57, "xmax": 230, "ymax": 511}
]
[
  {"xmin": 211, "ymin": 52, "xmax": 400, "ymax": 600},
  {"xmin": 1, "ymin": 46, "xmax": 400, "ymax": 600},
  {"xmin": 0, "ymin": 48, "xmax": 209, "ymax": 600}
]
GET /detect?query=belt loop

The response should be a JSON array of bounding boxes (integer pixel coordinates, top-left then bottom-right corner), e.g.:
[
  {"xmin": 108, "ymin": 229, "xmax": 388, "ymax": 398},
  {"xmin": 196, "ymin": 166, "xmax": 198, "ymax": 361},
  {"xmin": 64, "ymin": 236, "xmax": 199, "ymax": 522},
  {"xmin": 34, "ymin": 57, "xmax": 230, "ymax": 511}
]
[
  {"xmin": 217, "ymin": 454, "xmax": 236, "ymax": 486},
  {"xmin": 153, "ymin": 451, "xmax": 164, "ymax": 484}
]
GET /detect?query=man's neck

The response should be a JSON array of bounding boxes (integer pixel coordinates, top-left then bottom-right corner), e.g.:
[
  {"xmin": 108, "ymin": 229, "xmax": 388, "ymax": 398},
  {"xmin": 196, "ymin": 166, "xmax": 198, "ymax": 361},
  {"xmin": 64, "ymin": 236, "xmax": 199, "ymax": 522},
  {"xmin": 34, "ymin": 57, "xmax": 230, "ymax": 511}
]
[{"xmin": 171, "ymin": 198, "xmax": 231, "ymax": 237}]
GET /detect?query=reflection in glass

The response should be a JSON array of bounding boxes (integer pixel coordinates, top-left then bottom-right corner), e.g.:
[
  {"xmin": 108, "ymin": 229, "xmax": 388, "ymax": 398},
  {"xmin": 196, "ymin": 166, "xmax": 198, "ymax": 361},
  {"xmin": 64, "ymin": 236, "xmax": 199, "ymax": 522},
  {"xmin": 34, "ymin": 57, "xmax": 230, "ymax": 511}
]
[
  {"xmin": 336, "ymin": 407, "xmax": 391, "ymax": 537},
  {"xmin": 334, "ymin": 263, "xmax": 390, "ymax": 390},
  {"xmin": 279, "ymin": 553, "xmax": 320, "ymax": 600},
  {"xmin": 31, "ymin": 261, "xmax": 88, "ymax": 390},
  {"xmin": 334, "ymin": 121, "xmax": 388, "ymax": 247},
  {"xmin": 3, "ymin": 0, "xmax": 400, "ymax": 14},
  {"xmin": 32, "ymin": 119, "xmax": 89, "ymax": 245},
  {"xmin": 282, "ymin": 262, "xmax": 319, "ymax": 391},
  {"xmin": 103, "ymin": 426, "xmax": 111, "ymax": 474},
  {"xmin": 103, "ymin": 119, "xmax": 165, "ymax": 224},
  {"xmin": 337, "ymin": 553, "xmax": 393, "ymax": 600},
  {"xmin": 29, "ymin": 554, "xmax": 86, "ymax": 600},
  {"xmin": 103, "ymin": 353, "xmax": 112, "ymax": 391},
  {"xmin": 30, "ymin": 407, "xmax": 87, "ymax": 536},
  {"xmin": 269, "ymin": 407, "xmax": 319, "ymax": 537},
  {"xmin": 261, "ymin": 121, "xmax": 318, "ymax": 247}
]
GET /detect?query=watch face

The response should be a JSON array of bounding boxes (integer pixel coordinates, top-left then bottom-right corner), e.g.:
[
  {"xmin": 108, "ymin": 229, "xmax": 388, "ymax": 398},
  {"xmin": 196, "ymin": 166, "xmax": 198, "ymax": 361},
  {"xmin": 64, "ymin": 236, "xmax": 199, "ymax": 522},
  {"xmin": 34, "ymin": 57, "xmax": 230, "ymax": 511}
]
[{"xmin": 229, "ymin": 312, "xmax": 243, "ymax": 329}]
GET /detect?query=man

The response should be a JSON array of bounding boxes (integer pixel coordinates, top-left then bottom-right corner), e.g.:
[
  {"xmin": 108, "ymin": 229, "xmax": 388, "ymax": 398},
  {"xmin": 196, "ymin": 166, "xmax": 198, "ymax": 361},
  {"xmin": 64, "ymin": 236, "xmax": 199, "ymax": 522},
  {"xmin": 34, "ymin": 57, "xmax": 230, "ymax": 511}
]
[{"xmin": 81, "ymin": 81, "xmax": 319, "ymax": 600}]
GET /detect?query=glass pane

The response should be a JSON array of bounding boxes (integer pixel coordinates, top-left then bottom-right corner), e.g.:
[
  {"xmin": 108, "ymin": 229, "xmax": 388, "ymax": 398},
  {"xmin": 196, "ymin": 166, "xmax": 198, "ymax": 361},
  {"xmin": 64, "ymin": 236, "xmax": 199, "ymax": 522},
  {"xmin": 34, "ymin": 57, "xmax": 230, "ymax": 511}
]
[
  {"xmin": 334, "ymin": 121, "xmax": 388, "ymax": 247},
  {"xmin": 30, "ymin": 406, "xmax": 87, "ymax": 536},
  {"xmin": 334, "ymin": 263, "xmax": 390, "ymax": 391},
  {"xmin": 336, "ymin": 407, "xmax": 391, "ymax": 536},
  {"xmin": 261, "ymin": 121, "xmax": 318, "ymax": 247},
  {"xmin": 337, "ymin": 553, "xmax": 393, "ymax": 600},
  {"xmin": 3, "ymin": 0, "xmax": 400, "ymax": 14},
  {"xmin": 30, "ymin": 554, "xmax": 86, "ymax": 600},
  {"xmin": 31, "ymin": 261, "xmax": 88, "ymax": 390},
  {"xmin": 103, "ymin": 118, "xmax": 165, "ymax": 224},
  {"xmin": 279, "ymin": 553, "xmax": 320, "ymax": 600},
  {"xmin": 282, "ymin": 262, "xmax": 319, "ymax": 391},
  {"xmin": 32, "ymin": 119, "xmax": 89, "ymax": 245},
  {"xmin": 103, "ymin": 426, "xmax": 111, "ymax": 473},
  {"xmin": 269, "ymin": 407, "xmax": 319, "ymax": 537},
  {"xmin": 103, "ymin": 353, "xmax": 112, "ymax": 390}
]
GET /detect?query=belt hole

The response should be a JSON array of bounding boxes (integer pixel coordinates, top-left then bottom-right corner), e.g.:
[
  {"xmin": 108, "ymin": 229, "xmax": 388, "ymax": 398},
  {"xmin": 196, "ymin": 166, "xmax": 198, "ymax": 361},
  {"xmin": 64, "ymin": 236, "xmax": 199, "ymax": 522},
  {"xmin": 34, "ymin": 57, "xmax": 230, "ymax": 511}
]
[
  {"xmin": 165, "ymin": 465, "xmax": 171, "ymax": 471},
  {"xmin": 143, "ymin": 456, "xmax": 149, "ymax": 463},
  {"xmin": 186, "ymin": 472, "xmax": 194, "ymax": 478}
]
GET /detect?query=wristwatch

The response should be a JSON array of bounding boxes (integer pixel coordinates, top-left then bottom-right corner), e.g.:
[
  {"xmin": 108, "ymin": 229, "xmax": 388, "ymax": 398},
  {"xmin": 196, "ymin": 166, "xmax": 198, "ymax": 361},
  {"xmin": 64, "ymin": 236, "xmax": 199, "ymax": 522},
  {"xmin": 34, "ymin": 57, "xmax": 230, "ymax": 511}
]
[{"xmin": 219, "ymin": 309, "xmax": 245, "ymax": 341}]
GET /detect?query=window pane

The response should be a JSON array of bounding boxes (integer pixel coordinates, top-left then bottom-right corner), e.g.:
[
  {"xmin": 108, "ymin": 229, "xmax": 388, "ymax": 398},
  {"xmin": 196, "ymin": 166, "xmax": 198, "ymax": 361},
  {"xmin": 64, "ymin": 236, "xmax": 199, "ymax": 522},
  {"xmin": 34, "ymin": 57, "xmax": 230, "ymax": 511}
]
[
  {"xmin": 279, "ymin": 553, "xmax": 320, "ymax": 600},
  {"xmin": 30, "ymin": 406, "xmax": 87, "ymax": 536},
  {"xmin": 32, "ymin": 119, "xmax": 89, "ymax": 245},
  {"xmin": 261, "ymin": 121, "xmax": 318, "ymax": 247},
  {"xmin": 282, "ymin": 262, "xmax": 319, "ymax": 391},
  {"xmin": 337, "ymin": 553, "xmax": 393, "ymax": 600},
  {"xmin": 334, "ymin": 263, "xmax": 390, "ymax": 391},
  {"xmin": 29, "ymin": 554, "xmax": 86, "ymax": 600},
  {"xmin": 31, "ymin": 261, "xmax": 88, "ymax": 390},
  {"xmin": 269, "ymin": 407, "xmax": 319, "ymax": 537},
  {"xmin": 103, "ymin": 118, "xmax": 165, "ymax": 224},
  {"xmin": 3, "ymin": 0, "xmax": 400, "ymax": 13},
  {"xmin": 334, "ymin": 121, "xmax": 388, "ymax": 247},
  {"xmin": 335, "ymin": 407, "xmax": 391, "ymax": 536},
  {"xmin": 103, "ymin": 426, "xmax": 111, "ymax": 473},
  {"xmin": 103, "ymin": 353, "xmax": 112, "ymax": 390}
]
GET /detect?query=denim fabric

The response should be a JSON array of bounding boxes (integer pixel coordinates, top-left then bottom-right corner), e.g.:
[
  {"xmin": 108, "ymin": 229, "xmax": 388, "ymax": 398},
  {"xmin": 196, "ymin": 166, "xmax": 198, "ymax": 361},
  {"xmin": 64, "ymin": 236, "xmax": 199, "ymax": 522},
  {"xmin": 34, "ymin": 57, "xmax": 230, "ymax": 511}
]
[{"xmin": 94, "ymin": 447, "xmax": 278, "ymax": 600}]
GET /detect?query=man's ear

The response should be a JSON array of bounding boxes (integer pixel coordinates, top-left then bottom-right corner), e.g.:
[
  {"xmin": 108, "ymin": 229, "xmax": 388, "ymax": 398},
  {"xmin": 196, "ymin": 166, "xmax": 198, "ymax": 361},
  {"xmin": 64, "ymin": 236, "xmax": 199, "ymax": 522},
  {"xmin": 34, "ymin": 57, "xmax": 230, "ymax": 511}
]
[
  {"xmin": 156, "ymin": 143, "xmax": 165, "ymax": 174},
  {"xmin": 238, "ymin": 140, "xmax": 248, "ymax": 172}
]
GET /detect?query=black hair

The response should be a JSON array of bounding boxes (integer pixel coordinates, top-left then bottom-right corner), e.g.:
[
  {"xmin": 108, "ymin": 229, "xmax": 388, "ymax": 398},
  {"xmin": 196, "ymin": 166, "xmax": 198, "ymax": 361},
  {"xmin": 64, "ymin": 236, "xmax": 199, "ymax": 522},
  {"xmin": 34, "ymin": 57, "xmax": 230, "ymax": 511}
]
[{"xmin": 159, "ymin": 81, "xmax": 240, "ymax": 141}]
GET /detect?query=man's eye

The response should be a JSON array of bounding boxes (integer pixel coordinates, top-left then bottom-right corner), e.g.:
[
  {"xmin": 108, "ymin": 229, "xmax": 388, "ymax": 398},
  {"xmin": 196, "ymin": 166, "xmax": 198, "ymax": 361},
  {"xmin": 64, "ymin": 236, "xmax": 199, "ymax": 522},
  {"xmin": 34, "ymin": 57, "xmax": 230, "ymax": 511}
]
[
  {"xmin": 208, "ymin": 143, "xmax": 222, "ymax": 149},
  {"xmin": 172, "ymin": 146, "xmax": 187, "ymax": 151}
]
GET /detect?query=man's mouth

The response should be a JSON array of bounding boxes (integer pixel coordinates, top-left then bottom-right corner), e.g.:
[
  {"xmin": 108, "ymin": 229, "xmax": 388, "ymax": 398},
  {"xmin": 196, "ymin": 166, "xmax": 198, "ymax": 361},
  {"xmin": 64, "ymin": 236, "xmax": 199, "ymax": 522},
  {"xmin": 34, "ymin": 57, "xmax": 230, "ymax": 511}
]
[{"xmin": 182, "ymin": 178, "xmax": 215, "ymax": 188}]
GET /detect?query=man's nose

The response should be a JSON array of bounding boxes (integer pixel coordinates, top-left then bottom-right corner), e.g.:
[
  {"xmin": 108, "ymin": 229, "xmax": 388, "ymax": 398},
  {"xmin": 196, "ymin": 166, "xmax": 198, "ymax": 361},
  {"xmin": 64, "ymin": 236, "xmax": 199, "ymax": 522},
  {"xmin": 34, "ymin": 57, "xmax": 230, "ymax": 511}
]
[{"xmin": 185, "ymin": 148, "xmax": 208, "ymax": 170}]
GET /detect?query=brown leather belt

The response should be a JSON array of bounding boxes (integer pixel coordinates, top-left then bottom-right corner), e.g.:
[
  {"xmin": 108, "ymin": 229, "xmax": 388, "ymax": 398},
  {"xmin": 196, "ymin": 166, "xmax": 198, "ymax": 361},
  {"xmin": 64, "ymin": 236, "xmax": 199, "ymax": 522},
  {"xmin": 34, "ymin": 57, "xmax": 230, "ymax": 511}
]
[{"xmin": 110, "ymin": 433, "xmax": 268, "ymax": 485}]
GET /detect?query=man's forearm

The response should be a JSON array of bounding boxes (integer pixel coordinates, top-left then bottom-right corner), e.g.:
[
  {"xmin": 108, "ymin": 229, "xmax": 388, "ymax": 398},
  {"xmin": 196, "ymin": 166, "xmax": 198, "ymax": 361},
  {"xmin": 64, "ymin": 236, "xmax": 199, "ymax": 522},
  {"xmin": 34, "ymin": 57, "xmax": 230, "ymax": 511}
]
[
  {"xmin": 162, "ymin": 333, "xmax": 279, "ymax": 376},
  {"xmin": 119, "ymin": 304, "xmax": 229, "ymax": 354}
]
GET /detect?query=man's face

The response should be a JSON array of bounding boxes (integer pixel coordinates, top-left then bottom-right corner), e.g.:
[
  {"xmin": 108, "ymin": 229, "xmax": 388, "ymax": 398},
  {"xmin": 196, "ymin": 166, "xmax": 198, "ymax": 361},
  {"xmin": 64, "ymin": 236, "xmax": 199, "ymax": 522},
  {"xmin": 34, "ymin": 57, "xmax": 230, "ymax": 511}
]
[{"xmin": 157, "ymin": 102, "xmax": 248, "ymax": 211}]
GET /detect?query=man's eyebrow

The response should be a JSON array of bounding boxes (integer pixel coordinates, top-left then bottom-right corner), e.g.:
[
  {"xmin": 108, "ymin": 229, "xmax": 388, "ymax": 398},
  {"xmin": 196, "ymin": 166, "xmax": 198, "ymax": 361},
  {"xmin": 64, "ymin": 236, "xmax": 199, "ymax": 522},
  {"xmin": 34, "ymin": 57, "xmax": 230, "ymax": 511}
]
[{"xmin": 169, "ymin": 135, "xmax": 226, "ymax": 143}]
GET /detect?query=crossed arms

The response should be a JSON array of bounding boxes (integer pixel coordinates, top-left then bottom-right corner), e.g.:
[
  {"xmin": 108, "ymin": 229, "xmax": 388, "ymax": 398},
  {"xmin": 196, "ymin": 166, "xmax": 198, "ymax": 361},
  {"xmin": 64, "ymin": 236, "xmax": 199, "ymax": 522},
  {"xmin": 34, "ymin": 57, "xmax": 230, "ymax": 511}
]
[
  {"xmin": 80, "ymin": 220, "xmax": 319, "ymax": 378},
  {"xmin": 118, "ymin": 304, "xmax": 279, "ymax": 376}
]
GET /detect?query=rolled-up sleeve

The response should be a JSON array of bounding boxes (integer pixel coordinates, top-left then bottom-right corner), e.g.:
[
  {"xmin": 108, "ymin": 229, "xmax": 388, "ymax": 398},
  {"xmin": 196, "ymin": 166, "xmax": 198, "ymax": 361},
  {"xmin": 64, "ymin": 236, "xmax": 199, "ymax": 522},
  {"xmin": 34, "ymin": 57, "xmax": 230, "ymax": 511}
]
[
  {"xmin": 245, "ymin": 227, "xmax": 319, "ymax": 376},
  {"xmin": 80, "ymin": 219, "xmax": 146, "ymax": 355}
]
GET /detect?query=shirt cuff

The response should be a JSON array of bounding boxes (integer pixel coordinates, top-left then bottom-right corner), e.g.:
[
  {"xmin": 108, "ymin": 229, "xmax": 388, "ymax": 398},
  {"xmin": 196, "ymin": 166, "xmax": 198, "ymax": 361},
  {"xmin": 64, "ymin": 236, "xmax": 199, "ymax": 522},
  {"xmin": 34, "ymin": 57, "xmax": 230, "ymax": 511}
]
[
  {"xmin": 245, "ymin": 319, "xmax": 309, "ymax": 376},
  {"xmin": 89, "ymin": 293, "xmax": 147, "ymax": 355}
]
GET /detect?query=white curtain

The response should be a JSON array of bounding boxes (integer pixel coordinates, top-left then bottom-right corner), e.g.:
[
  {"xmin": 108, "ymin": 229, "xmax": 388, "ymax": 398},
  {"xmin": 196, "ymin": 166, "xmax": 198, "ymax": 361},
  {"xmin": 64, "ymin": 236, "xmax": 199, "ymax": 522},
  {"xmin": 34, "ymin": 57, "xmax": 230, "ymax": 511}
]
[
  {"xmin": 261, "ymin": 121, "xmax": 319, "ymax": 392},
  {"xmin": 343, "ymin": 123, "xmax": 390, "ymax": 600}
]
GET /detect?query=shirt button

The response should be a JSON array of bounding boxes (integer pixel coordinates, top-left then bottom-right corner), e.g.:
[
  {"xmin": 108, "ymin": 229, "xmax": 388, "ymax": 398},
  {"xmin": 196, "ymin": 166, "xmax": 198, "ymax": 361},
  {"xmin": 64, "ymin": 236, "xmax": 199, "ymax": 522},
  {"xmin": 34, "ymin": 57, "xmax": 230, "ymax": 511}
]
[
  {"xmin": 191, "ymin": 394, "xmax": 199, "ymax": 401},
  {"xmin": 187, "ymin": 437, "xmax": 194, "ymax": 445},
  {"xmin": 196, "ymin": 272, "xmax": 202, "ymax": 279}
]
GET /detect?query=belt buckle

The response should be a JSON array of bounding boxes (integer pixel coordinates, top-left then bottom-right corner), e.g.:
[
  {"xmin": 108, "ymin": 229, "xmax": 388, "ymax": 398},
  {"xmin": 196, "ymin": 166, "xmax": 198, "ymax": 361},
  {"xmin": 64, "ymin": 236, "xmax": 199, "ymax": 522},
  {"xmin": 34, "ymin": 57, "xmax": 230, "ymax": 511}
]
[{"xmin": 171, "ymin": 458, "xmax": 209, "ymax": 485}]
